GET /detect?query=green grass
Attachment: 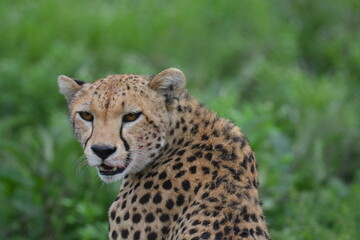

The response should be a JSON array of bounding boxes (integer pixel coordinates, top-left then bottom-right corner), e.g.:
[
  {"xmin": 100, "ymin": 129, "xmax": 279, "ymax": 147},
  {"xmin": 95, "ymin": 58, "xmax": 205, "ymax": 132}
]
[{"xmin": 1, "ymin": 0, "xmax": 360, "ymax": 239}]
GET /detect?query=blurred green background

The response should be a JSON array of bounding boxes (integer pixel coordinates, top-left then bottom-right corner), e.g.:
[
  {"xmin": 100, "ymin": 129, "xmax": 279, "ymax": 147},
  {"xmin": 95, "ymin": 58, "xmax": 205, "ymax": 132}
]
[{"xmin": 1, "ymin": 0, "xmax": 360, "ymax": 239}]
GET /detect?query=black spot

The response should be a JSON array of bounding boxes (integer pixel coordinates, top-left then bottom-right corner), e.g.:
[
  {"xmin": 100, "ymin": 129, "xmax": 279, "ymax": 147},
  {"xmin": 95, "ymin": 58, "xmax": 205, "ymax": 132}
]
[
  {"xmin": 144, "ymin": 181, "xmax": 153, "ymax": 189},
  {"xmin": 116, "ymin": 216, "xmax": 121, "ymax": 223},
  {"xmin": 175, "ymin": 171, "xmax": 186, "ymax": 178},
  {"xmin": 202, "ymin": 220, "xmax": 210, "ymax": 226},
  {"xmin": 251, "ymin": 164, "xmax": 255, "ymax": 173},
  {"xmin": 201, "ymin": 134, "xmax": 209, "ymax": 140},
  {"xmin": 111, "ymin": 230, "xmax": 118, "ymax": 240},
  {"xmin": 166, "ymin": 199, "xmax": 174, "ymax": 210},
  {"xmin": 201, "ymin": 192, "xmax": 209, "ymax": 200},
  {"xmin": 189, "ymin": 228, "xmax": 198, "ymax": 235},
  {"xmin": 177, "ymin": 138, "xmax": 185, "ymax": 145},
  {"xmin": 204, "ymin": 153, "xmax": 212, "ymax": 161},
  {"xmin": 194, "ymin": 183, "xmax": 202, "ymax": 194},
  {"xmin": 182, "ymin": 180, "xmax": 191, "ymax": 191},
  {"xmin": 134, "ymin": 182, "xmax": 141, "ymax": 190},
  {"xmin": 241, "ymin": 155, "xmax": 249, "ymax": 170},
  {"xmin": 173, "ymin": 163, "xmax": 183, "ymax": 170},
  {"xmin": 191, "ymin": 220, "xmax": 200, "ymax": 225},
  {"xmin": 153, "ymin": 192, "xmax": 162, "ymax": 204},
  {"xmin": 213, "ymin": 220, "xmax": 220, "ymax": 230},
  {"xmin": 215, "ymin": 144, "xmax": 224, "ymax": 151},
  {"xmin": 215, "ymin": 232, "xmax": 223, "ymax": 240},
  {"xmin": 159, "ymin": 171, "xmax": 167, "ymax": 179},
  {"xmin": 195, "ymin": 151, "xmax": 203, "ymax": 158},
  {"xmin": 251, "ymin": 214, "xmax": 258, "ymax": 222},
  {"xmin": 123, "ymin": 192, "xmax": 128, "ymax": 199},
  {"xmin": 121, "ymin": 200, "xmax": 127, "ymax": 209},
  {"xmin": 139, "ymin": 193, "xmax": 151, "ymax": 204},
  {"xmin": 162, "ymin": 180, "xmax": 172, "ymax": 190},
  {"xmin": 184, "ymin": 140, "xmax": 192, "ymax": 147},
  {"xmin": 201, "ymin": 232, "xmax": 211, "ymax": 239},
  {"xmin": 161, "ymin": 226, "xmax": 169, "ymax": 234},
  {"xmin": 211, "ymin": 171, "xmax": 218, "ymax": 180},
  {"xmin": 132, "ymin": 213, "xmax": 141, "ymax": 223},
  {"xmin": 110, "ymin": 211, "xmax": 116, "ymax": 220},
  {"xmin": 147, "ymin": 232, "xmax": 157, "ymax": 240},
  {"xmin": 134, "ymin": 230, "xmax": 141, "ymax": 239},
  {"xmin": 202, "ymin": 167, "xmax": 210, "ymax": 174},
  {"xmin": 240, "ymin": 229, "xmax": 250, "ymax": 237},
  {"xmin": 176, "ymin": 194, "xmax": 185, "ymax": 206},
  {"xmin": 211, "ymin": 130, "xmax": 219, "ymax": 137},
  {"xmin": 227, "ymin": 212, "xmax": 233, "ymax": 221},
  {"xmin": 177, "ymin": 149, "xmax": 186, "ymax": 156},
  {"xmin": 256, "ymin": 226, "xmax": 263, "ymax": 236},
  {"xmin": 253, "ymin": 179, "xmax": 259, "ymax": 188},
  {"xmin": 224, "ymin": 226, "xmax": 231, "ymax": 235},
  {"xmin": 160, "ymin": 213, "xmax": 170, "ymax": 222},
  {"xmin": 190, "ymin": 124, "xmax": 199, "ymax": 135},
  {"xmin": 208, "ymin": 197, "xmax": 219, "ymax": 202},
  {"xmin": 187, "ymin": 156, "xmax": 196, "ymax": 162},
  {"xmin": 234, "ymin": 226, "xmax": 241, "ymax": 235},
  {"xmin": 124, "ymin": 212, "xmax": 129, "ymax": 220},
  {"xmin": 120, "ymin": 229, "xmax": 129, "ymax": 238},
  {"xmin": 240, "ymin": 206, "xmax": 248, "ymax": 215},
  {"xmin": 131, "ymin": 194, "xmax": 137, "ymax": 203},
  {"xmin": 189, "ymin": 166, "xmax": 197, "ymax": 174},
  {"xmin": 234, "ymin": 215, "xmax": 241, "ymax": 224},
  {"xmin": 145, "ymin": 213, "xmax": 155, "ymax": 223}
]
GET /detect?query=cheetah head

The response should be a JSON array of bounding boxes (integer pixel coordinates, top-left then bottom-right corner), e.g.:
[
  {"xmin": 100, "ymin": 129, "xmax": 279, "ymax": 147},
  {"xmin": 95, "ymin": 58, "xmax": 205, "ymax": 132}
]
[{"xmin": 58, "ymin": 68, "xmax": 186, "ymax": 183}]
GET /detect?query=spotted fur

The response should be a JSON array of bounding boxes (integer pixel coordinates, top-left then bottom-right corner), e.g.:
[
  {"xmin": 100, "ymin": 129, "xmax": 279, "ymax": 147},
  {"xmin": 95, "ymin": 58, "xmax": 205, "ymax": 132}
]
[{"xmin": 58, "ymin": 68, "xmax": 270, "ymax": 240}]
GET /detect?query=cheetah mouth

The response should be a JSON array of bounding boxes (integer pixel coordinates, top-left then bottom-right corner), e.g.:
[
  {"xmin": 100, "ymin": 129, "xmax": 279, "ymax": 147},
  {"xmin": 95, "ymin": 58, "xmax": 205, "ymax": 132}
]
[{"xmin": 98, "ymin": 164, "xmax": 126, "ymax": 176}]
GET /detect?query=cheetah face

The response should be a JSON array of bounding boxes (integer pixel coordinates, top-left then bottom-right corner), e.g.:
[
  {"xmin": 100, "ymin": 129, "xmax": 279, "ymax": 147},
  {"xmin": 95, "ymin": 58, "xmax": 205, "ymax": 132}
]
[
  {"xmin": 58, "ymin": 68, "xmax": 186, "ymax": 183},
  {"xmin": 76, "ymin": 101, "xmax": 166, "ymax": 183}
]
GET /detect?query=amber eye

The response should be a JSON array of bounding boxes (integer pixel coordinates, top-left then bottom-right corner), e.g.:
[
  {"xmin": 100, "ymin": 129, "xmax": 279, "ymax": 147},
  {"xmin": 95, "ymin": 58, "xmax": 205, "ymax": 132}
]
[
  {"xmin": 123, "ymin": 112, "xmax": 141, "ymax": 123},
  {"xmin": 78, "ymin": 111, "xmax": 94, "ymax": 121}
]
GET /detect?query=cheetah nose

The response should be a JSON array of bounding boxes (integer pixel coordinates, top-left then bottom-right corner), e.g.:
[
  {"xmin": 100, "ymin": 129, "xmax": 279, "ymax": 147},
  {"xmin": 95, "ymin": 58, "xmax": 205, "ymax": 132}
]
[{"xmin": 91, "ymin": 145, "xmax": 117, "ymax": 160}]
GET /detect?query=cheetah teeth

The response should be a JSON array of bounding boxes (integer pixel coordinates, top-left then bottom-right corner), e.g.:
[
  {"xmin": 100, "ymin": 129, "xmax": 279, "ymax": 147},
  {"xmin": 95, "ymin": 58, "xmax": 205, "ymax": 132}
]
[
  {"xmin": 98, "ymin": 164, "xmax": 126, "ymax": 176},
  {"xmin": 98, "ymin": 164, "xmax": 117, "ymax": 171}
]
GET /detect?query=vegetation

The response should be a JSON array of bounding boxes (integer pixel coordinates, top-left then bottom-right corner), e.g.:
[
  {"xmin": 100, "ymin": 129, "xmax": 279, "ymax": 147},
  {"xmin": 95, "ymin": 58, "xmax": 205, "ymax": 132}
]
[{"xmin": 1, "ymin": 0, "xmax": 359, "ymax": 239}]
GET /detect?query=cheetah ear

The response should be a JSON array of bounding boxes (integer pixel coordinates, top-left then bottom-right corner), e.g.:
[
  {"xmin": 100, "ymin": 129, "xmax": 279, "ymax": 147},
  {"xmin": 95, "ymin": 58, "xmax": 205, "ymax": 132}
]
[
  {"xmin": 57, "ymin": 75, "xmax": 85, "ymax": 103},
  {"xmin": 149, "ymin": 68, "xmax": 186, "ymax": 110}
]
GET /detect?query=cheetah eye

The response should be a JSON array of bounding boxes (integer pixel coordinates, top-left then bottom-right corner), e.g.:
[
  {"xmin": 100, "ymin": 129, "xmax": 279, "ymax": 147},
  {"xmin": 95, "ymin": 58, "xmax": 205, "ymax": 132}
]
[
  {"xmin": 78, "ymin": 111, "xmax": 94, "ymax": 122},
  {"xmin": 123, "ymin": 112, "xmax": 142, "ymax": 123}
]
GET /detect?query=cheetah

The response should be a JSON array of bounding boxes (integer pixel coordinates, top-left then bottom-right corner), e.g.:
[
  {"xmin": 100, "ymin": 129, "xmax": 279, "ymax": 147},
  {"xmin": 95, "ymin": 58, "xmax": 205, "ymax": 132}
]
[{"xmin": 58, "ymin": 68, "xmax": 270, "ymax": 240}]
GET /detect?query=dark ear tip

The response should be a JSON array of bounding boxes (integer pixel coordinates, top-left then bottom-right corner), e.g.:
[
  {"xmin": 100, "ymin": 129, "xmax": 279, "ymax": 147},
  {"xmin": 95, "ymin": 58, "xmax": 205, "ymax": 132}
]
[
  {"xmin": 58, "ymin": 75, "xmax": 85, "ymax": 86},
  {"xmin": 74, "ymin": 79, "xmax": 85, "ymax": 86}
]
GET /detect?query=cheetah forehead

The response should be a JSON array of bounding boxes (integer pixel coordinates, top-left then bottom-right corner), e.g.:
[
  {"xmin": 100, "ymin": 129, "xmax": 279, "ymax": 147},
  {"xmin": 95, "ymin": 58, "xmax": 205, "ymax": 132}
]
[
  {"xmin": 76, "ymin": 74, "xmax": 156, "ymax": 111},
  {"xmin": 90, "ymin": 74, "xmax": 150, "ymax": 93}
]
